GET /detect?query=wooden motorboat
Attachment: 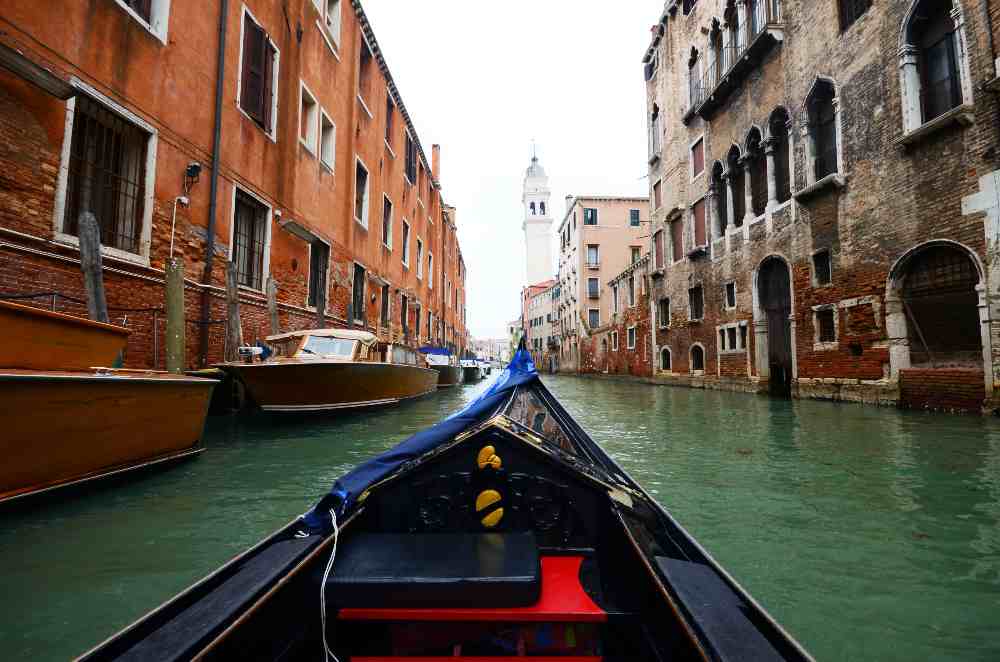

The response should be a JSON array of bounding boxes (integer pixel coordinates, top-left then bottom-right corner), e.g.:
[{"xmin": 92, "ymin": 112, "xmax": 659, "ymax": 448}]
[
  {"xmin": 461, "ymin": 358, "xmax": 482, "ymax": 382},
  {"xmin": 218, "ymin": 329, "xmax": 438, "ymax": 413},
  {"xmin": 421, "ymin": 346, "xmax": 464, "ymax": 388},
  {"xmin": 79, "ymin": 348, "xmax": 813, "ymax": 662},
  {"xmin": 0, "ymin": 300, "xmax": 216, "ymax": 505}
]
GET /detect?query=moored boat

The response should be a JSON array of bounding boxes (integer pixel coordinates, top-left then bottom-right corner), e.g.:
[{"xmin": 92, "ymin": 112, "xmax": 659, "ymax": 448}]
[
  {"xmin": 420, "ymin": 345, "xmax": 464, "ymax": 388},
  {"xmin": 460, "ymin": 357, "xmax": 481, "ymax": 382},
  {"xmin": 218, "ymin": 329, "xmax": 438, "ymax": 412},
  {"xmin": 79, "ymin": 348, "xmax": 814, "ymax": 662},
  {"xmin": 0, "ymin": 300, "xmax": 216, "ymax": 505}
]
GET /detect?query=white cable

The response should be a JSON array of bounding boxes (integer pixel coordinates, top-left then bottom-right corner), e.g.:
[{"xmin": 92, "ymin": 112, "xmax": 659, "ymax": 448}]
[{"xmin": 320, "ymin": 508, "xmax": 341, "ymax": 662}]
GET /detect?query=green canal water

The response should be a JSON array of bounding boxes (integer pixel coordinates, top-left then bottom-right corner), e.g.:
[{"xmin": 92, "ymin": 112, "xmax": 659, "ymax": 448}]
[{"xmin": 2, "ymin": 375, "xmax": 999, "ymax": 660}]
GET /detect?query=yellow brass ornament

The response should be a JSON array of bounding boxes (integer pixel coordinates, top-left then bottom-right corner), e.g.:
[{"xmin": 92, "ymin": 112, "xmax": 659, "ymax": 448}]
[
  {"xmin": 481, "ymin": 508, "xmax": 504, "ymax": 528},
  {"xmin": 475, "ymin": 489, "xmax": 502, "ymax": 512},
  {"xmin": 476, "ymin": 445, "xmax": 502, "ymax": 470}
]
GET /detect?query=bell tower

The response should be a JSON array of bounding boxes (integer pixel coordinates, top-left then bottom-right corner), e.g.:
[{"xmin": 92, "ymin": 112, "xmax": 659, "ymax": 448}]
[{"xmin": 522, "ymin": 146, "xmax": 553, "ymax": 285}]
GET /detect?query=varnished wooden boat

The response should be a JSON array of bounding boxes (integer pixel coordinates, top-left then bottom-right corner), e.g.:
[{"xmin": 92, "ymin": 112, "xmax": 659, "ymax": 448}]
[
  {"xmin": 78, "ymin": 348, "xmax": 814, "ymax": 662},
  {"xmin": 218, "ymin": 329, "xmax": 438, "ymax": 412},
  {"xmin": 461, "ymin": 358, "xmax": 482, "ymax": 382},
  {"xmin": 0, "ymin": 300, "xmax": 216, "ymax": 504},
  {"xmin": 421, "ymin": 346, "xmax": 464, "ymax": 388}
]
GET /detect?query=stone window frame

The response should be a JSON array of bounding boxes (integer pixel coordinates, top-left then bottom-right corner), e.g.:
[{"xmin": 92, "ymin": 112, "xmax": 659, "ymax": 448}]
[
  {"xmin": 113, "ymin": 0, "xmax": 171, "ymax": 44},
  {"xmin": 688, "ymin": 283, "xmax": 705, "ymax": 322},
  {"xmin": 319, "ymin": 108, "xmax": 336, "ymax": 172},
  {"xmin": 689, "ymin": 194, "xmax": 709, "ymax": 252},
  {"xmin": 811, "ymin": 248, "xmax": 833, "ymax": 287},
  {"xmin": 723, "ymin": 280, "xmax": 737, "ymax": 310},
  {"xmin": 689, "ymin": 342, "xmax": 706, "ymax": 375},
  {"xmin": 228, "ymin": 185, "xmax": 273, "ymax": 293},
  {"xmin": 589, "ymin": 307, "xmax": 601, "ymax": 330},
  {"xmin": 897, "ymin": 0, "xmax": 975, "ymax": 143},
  {"xmin": 52, "ymin": 78, "xmax": 158, "ymax": 267},
  {"xmin": 354, "ymin": 155, "xmax": 371, "ymax": 228},
  {"xmin": 627, "ymin": 325, "xmax": 637, "ymax": 350},
  {"xmin": 795, "ymin": 77, "xmax": 846, "ymax": 199},
  {"xmin": 812, "ymin": 303, "xmax": 839, "ymax": 351},
  {"xmin": 717, "ymin": 320, "xmax": 748, "ymax": 354},
  {"xmin": 237, "ymin": 5, "xmax": 281, "ymax": 142},
  {"xmin": 298, "ymin": 80, "xmax": 319, "ymax": 156},
  {"xmin": 660, "ymin": 346, "xmax": 673, "ymax": 372},
  {"xmin": 658, "ymin": 297, "xmax": 671, "ymax": 329}
]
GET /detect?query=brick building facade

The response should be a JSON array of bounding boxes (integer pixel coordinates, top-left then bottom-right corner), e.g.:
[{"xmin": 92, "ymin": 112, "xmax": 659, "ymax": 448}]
[
  {"xmin": 0, "ymin": 0, "xmax": 467, "ymax": 370},
  {"xmin": 521, "ymin": 280, "xmax": 557, "ymax": 372},
  {"xmin": 642, "ymin": 0, "xmax": 1000, "ymax": 413}
]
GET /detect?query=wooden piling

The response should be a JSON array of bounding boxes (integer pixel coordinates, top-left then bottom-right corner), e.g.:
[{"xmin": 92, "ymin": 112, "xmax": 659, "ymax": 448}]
[
  {"xmin": 224, "ymin": 261, "xmax": 243, "ymax": 362},
  {"xmin": 77, "ymin": 212, "xmax": 108, "ymax": 323},
  {"xmin": 314, "ymin": 270, "xmax": 327, "ymax": 330},
  {"xmin": 266, "ymin": 276, "xmax": 280, "ymax": 335},
  {"xmin": 165, "ymin": 257, "xmax": 186, "ymax": 373}
]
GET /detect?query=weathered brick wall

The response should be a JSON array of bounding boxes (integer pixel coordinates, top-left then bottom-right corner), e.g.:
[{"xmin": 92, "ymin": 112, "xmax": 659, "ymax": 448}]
[{"xmin": 900, "ymin": 368, "xmax": 986, "ymax": 413}]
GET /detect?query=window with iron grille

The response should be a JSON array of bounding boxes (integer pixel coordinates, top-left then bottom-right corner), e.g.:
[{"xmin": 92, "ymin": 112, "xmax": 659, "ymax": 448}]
[
  {"xmin": 817, "ymin": 308, "xmax": 836, "ymax": 343},
  {"xmin": 813, "ymin": 250, "xmax": 832, "ymax": 285},
  {"xmin": 839, "ymin": 0, "xmax": 871, "ymax": 31},
  {"xmin": 308, "ymin": 241, "xmax": 329, "ymax": 309},
  {"xmin": 583, "ymin": 207, "xmax": 598, "ymax": 225},
  {"xmin": 62, "ymin": 95, "xmax": 149, "ymax": 254},
  {"xmin": 809, "ymin": 81, "xmax": 838, "ymax": 180},
  {"xmin": 352, "ymin": 264, "xmax": 366, "ymax": 324},
  {"xmin": 688, "ymin": 285, "xmax": 704, "ymax": 320},
  {"xmin": 240, "ymin": 12, "xmax": 277, "ymax": 133},
  {"xmin": 233, "ymin": 190, "xmax": 268, "ymax": 290},
  {"xmin": 918, "ymin": 8, "xmax": 962, "ymax": 123}
]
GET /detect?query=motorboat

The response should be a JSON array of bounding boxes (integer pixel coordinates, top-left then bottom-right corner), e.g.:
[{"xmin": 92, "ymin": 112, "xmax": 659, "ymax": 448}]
[
  {"xmin": 460, "ymin": 358, "xmax": 481, "ymax": 382},
  {"xmin": 78, "ymin": 348, "xmax": 813, "ymax": 661},
  {"xmin": 420, "ymin": 346, "xmax": 464, "ymax": 388},
  {"xmin": 217, "ymin": 329, "xmax": 438, "ymax": 413}
]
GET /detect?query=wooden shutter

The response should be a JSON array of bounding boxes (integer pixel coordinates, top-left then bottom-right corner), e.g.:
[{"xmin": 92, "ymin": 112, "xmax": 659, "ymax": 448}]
[
  {"xmin": 241, "ymin": 19, "xmax": 264, "ymax": 123},
  {"xmin": 261, "ymin": 39, "xmax": 276, "ymax": 130},
  {"xmin": 693, "ymin": 199, "xmax": 706, "ymax": 247},
  {"xmin": 671, "ymin": 219, "xmax": 683, "ymax": 262}
]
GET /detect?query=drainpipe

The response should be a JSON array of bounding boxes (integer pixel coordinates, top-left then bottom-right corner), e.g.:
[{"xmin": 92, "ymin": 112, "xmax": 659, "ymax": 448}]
[{"xmin": 200, "ymin": 0, "xmax": 229, "ymax": 366}]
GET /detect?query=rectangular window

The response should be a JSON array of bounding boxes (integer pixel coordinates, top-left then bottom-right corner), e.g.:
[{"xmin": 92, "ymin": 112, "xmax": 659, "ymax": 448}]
[
  {"xmin": 611, "ymin": 330, "xmax": 619, "ymax": 350},
  {"xmin": 358, "ymin": 39, "xmax": 374, "ymax": 108},
  {"xmin": 817, "ymin": 308, "xmax": 836, "ymax": 342},
  {"xmin": 123, "ymin": 0, "xmax": 152, "ymax": 23},
  {"xmin": 653, "ymin": 230, "xmax": 664, "ymax": 270},
  {"xmin": 725, "ymin": 281, "xmax": 736, "ymax": 308},
  {"xmin": 670, "ymin": 218, "xmax": 683, "ymax": 262},
  {"xmin": 658, "ymin": 298, "xmax": 670, "ymax": 328},
  {"xmin": 727, "ymin": 326, "xmax": 737, "ymax": 350},
  {"xmin": 381, "ymin": 196, "xmax": 392, "ymax": 247},
  {"xmin": 428, "ymin": 253, "xmax": 434, "ymax": 288},
  {"xmin": 401, "ymin": 295, "xmax": 409, "ymax": 334},
  {"xmin": 629, "ymin": 209, "xmax": 641, "ymax": 227},
  {"xmin": 688, "ymin": 285, "xmax": 704, "ymax": 320},
  {"xmin": 405, "ymin": 132, "xmax": 417, "ymax": 184},
  {"xmin": 653, "ymin": 180, "xmax": 662, "ymax": 209},
  {"xmin": 352, "ymin": 264, "xmax": 366, "ymax": 324},
  {"xmin": 628, "ymin": 274, "xmax": 635, "ymax": 307},
  {"xmin": 691, "ymin": 138, "xmax": 705, "ymax": 177},
  {"xmin": 240, "ymin": 11, "xmax": 277, "ymax": 133},
  {"xmin": 740, "ymin": 324, "xmax": 748, "ymax": 349},
  {"xmin": 299, "ymin": 82, "xmax": 318, "ymax": 153},
  {"xmin": 321, "ymin": 0, "xmax": 341, "ymax": 45},
  {"xmin": 627, "ymin": 326, "xmax": 636, "ymax": 349},
  {"xmin": 631, "ymin": 246, "xmax": 641, "ymax": 264},
  {"xmin": 385, "ymin": 93, "xmax": 395, "ymax": 146},
  {"xmin": 813, "ymin": 250, "xmax": 832, "ymax": 285},
  {"xmin": 416, "ymin": 239, "xmax": 423, "ymax": 279},
  {"xmin": 319, "ymin": 111, "xmax": 335, "ymax": 170},
  {"xmin": 232, "ymin": 190, "xmax": 268, "ymax": 290},
  {"xmin": 308, "ymin": 240, "xmax": 329, "ymax": 308},
  {"xmin": 612, "ymin": 284, "xmax": 619, "ymax": 313},
  {"xmin": 355, "ymin": 159, "xmax": 369, "ymax": 227},
  {"xmin": 380, "ymin": 283, "xmax": 390, "ymax": 327},
  {"xmin": 589, "ymin": 309, "xmax": 600, "ymax": 329},
  {"xmin": 839, "ymin": 0, "xmax": 871, "ymax": 31},
  {"xmin": 587, "ymin": 244, "xmax": 599, "ymax": 267},
  {"xmin": 62, "ymin": 95, "xmax": 150, "ymax": 254},
  {"xmin": 588, "ymin": 277, "xmax": 600, "ymax": 299},
  {"xmin": 692, "ymin": 199, "xmax": 706, "ymax": 247},
  {"xmin": 583, "ymin": 208, "xmax": 598, "ymax": 225},
  {"xmin": 401, "ymin": 220, "xmax": 410, "ymax": 266}
]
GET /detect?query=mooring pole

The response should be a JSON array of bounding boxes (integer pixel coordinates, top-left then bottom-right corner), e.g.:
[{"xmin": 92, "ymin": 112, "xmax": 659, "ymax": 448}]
[
  {"xmin": 224, "ymin": 261, "xmax": 243, "ymax": 362},
  {"xmin": 266, "ymin": 275, "xmax": 280, "ymax": 335},
  {"xmin": 165, "ymin": 257, "xmax": 186, "ymax": 373},
  {"xmin": 77, "ymin": 212, "xmax": 109, "ymax": 323}
]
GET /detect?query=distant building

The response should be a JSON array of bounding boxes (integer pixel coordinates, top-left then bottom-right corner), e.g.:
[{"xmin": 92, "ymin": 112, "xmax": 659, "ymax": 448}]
[
  {"xmin": 522, "ymin": 280, "xmax": 557, "ymax": 372},
  {"xmin": 555, "ymin": 196, "xmax": 649, "ymax": 372},
  {"xmin": 522, "ymin": 153, "xmax": 554, "ymax": 286},
  {"xmin": 641, "ymin": 0, "xmax": 1000, "ymax": 413}
]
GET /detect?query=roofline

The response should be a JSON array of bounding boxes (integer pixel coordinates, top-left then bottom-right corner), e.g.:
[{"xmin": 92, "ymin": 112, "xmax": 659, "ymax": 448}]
[
  {"xmin": 559, "ymin": 195, "xmax": 652, "ymax": 230},
  {"xmin": 641, "ymin": 4, "xmax": 671, "ymax": 63}
]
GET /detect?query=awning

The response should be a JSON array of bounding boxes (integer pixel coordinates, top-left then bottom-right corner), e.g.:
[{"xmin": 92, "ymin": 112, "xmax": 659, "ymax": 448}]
[{"xmin": 0, "ymin": 43, "xmax": 74, "ymax": 99}]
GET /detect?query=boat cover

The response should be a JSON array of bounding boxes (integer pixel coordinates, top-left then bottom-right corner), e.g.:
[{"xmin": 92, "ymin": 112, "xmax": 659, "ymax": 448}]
[
  {"xmin": 302, "ymin": 348, "xmax": 538, "ymax": 531},
  {"xmin": 418, "ymin": 346, "xmax": 453, "ymax": 356},
  {"xmin": 265, "ymin": 328, "xmax": 378, "ymax": 348}
]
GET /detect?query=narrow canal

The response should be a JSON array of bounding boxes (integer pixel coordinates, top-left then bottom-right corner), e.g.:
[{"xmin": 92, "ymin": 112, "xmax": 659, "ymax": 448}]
[{"xmin": 2, "ymin": 376, "xmax": 999, "ymax": 661}]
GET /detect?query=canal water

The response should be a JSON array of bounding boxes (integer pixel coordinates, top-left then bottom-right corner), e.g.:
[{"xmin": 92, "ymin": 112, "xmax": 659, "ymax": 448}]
[{"xmin": 2, "ymin": 375, "xmax": 999, "ymax": 661}]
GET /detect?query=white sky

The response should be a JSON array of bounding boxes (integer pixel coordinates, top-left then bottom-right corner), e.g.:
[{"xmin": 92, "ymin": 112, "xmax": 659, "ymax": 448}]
[{"xmin": 363, "ymin": 0, "xmax": 661, "ymax": 338}]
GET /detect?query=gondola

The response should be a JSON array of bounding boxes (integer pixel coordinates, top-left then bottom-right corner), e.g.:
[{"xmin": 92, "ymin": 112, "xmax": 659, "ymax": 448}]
[{"xmin": 78, "ymin": 347, "xmax": 813, "ymax": 662}]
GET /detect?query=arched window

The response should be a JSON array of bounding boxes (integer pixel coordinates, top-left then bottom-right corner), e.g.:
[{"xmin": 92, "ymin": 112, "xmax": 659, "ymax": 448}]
[
  {"xmin": 690, "ymin": 344, "xmax": 705, "ymax": 372},
  {"xmin": 727, "ymin": 146, "xmax": 745, "ymax": 227},
  {"xmin": 540, "ymin": 202, "xmax": 546, "ymax": 215},
  {"xmin": 807, "ymin": 80, "xmax": 838, "ymax": 181},
  {"xmin": 769, "ymin": 108, "xmax": 791, "ymax": 203},
  {"xmin": 724, "ymin": 0, "xmax": 739, "ymax": 62},
  {"xmin": 529, "ymin": 202, "xmax": 536, "ymax": 215},
  {"xmin": 746, "ymin": 128, "xmax": 767, "ymax": 217},
  {"xmin": 688, "ymin": 48, "xmax": 701, "ymax": 108},
  {"xmin": 712, "ymin": 162, "xmax": 728, "ymax": 236},
  {"xmin": 660, "ymin": 347, "xmax": 672, "ymax": 371}
]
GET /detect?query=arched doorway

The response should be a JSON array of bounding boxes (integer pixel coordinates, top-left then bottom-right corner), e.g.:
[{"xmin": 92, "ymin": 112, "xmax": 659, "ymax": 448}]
[{"xmin": 758, "ymin": 257, "xmax": 793, "ymax": 396}]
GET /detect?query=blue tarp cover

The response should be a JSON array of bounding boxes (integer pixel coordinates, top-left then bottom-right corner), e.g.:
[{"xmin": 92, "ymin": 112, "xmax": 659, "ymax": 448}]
[
  {"xmin": 302, "ymin": 349, "xmax": 538, "ymax": 531},
  {"xmin": 418, "ymin": 346, "xmax": 453, "ymax": 356}
]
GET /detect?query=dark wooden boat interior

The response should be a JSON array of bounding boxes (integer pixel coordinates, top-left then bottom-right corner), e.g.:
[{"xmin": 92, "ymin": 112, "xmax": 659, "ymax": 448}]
[{"xmin": 79, "ymin": 375, "xmax": 812, "ymax": 662}]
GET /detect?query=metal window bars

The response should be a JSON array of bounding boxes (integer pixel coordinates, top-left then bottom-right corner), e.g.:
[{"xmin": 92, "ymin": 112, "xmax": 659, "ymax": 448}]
[
  {"xmin": 690, "ymin": 0, "xmax": 782, "ymax": 111},
  {"xmin": 233, "ymin": 191, "xmax": 266, "ymax": 290}
]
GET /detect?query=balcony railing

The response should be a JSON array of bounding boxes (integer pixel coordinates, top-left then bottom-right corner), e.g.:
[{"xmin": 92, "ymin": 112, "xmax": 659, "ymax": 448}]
[{"xmin": 688, "ymin": 0, "xmax": 783, "ymax": 120}]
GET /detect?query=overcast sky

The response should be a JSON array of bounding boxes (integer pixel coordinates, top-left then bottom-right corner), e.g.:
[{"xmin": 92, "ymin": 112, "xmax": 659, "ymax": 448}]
[{"xmin": 363, "ymin": 0, "xmax": 661, "ymax": 339}]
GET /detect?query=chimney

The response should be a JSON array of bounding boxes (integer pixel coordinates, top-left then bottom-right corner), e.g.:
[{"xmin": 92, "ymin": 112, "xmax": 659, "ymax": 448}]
[{"xmin": 432, "ymin": 144, "xmax": 441, "ymax": 181}]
